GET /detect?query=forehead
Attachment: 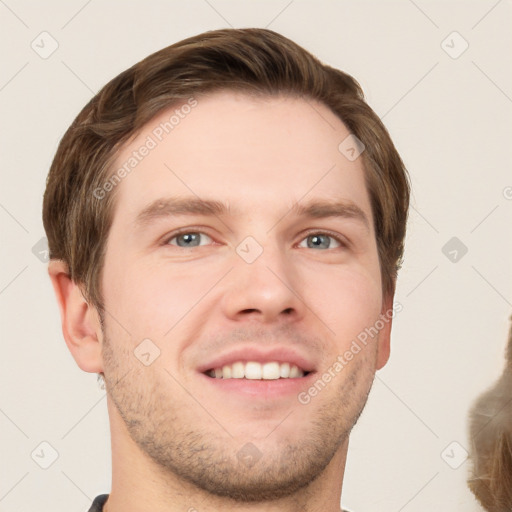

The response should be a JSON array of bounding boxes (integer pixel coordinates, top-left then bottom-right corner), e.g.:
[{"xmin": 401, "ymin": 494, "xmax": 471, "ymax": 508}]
[{"xmin": 109, "ymin": 90, "xmax": 372, "ymax": 228}]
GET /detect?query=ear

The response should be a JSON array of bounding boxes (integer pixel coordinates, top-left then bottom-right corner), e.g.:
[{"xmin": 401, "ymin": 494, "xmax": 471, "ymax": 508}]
[
  {"xmin": 47, "ymin": 260, "xmax": 104, "ymax": 373},
  {"xmin": 375, "ymin": 290, "xmax": 396, "ymax": 371}
]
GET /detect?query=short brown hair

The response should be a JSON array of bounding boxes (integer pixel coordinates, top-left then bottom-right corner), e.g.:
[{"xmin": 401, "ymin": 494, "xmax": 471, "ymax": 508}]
[{"xmin": 43, "ymin": 27, "xmax": 411, "ymax": 313}]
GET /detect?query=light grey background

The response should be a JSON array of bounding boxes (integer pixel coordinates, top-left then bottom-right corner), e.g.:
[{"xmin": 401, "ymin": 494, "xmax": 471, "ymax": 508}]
[{"xmin": 1, "ymin": 1, "xmax": 511, "ymax": 511}]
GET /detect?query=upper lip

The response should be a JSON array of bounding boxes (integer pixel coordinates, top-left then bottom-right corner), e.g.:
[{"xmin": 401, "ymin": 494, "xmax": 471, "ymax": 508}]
[{"xmin": 197, "ymin": 346, "xmax": 317, "ymax": 374}]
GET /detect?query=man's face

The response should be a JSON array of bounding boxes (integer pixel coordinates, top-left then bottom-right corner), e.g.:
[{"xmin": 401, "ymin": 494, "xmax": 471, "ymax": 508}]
[{"xmin": 99, "ymin": 90, "xmax": 391, "ymax": 501}]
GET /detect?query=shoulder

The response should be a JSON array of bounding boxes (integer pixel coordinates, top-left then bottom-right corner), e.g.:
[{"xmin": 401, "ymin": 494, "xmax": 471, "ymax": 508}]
[{"xmin": 87, "ymin": 494, "xmax": 109, "ymax": 512}]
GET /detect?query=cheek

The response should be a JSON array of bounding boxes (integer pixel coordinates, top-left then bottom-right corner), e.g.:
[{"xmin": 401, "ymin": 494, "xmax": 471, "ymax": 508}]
[
  {"xmin": 299, "ymin": 259, "xmax": 383, "ymax": 345},
  {"xmin": 102, "ymin": 254, "xmax": 224, "ymax": 338}
]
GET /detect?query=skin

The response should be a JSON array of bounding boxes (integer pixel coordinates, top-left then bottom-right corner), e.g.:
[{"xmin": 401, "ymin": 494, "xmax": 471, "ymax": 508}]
[{"xmin": 48, "ymin": 90, "xmax": 394, "ymax": 512}]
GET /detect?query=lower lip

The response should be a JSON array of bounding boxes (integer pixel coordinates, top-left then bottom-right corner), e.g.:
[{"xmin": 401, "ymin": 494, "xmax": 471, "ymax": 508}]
[{"xmin": 198, "ymin": 371, "xmax": 316, "ymax": 399}]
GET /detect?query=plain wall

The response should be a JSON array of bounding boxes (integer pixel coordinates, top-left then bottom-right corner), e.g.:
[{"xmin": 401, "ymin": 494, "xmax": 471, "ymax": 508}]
[{"xmin": 1, "ymin": 1, "xmax": 511, "ymax": 511}]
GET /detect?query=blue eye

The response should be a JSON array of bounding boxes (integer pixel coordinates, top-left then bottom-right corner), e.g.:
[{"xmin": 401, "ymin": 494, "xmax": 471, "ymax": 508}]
[
  {"xmin": 298, "ymin": 233, "xmax": 343, "ymax": 250},
  {"xmin": 167, "ymin": 232, "xmax": 213, "ymax": 247},
  {"xmin": 164, "ymin": 231, "xmax": 345, "ymax": 250}
]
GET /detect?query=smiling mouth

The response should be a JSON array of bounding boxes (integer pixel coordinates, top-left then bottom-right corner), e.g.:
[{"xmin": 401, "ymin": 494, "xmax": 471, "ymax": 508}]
[{"xmin": 204, "ymin": 360, "xmax": 311, "ymax": 380}]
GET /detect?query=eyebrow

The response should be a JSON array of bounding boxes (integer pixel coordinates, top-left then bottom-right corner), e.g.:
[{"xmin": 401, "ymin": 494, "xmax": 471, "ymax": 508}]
[{"xmin": 134, "ymin": 196, "xmax": 371, "ymax": 233}]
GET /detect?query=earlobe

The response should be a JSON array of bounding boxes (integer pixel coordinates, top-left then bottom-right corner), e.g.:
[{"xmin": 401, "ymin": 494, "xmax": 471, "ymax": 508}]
[
  {"xmin": 47, "ymin": 260, "xmax": 104, "ymax": 373},
  {"xmin": 375, "ymin": 292, "xmax": 394, "ymax": 371}
]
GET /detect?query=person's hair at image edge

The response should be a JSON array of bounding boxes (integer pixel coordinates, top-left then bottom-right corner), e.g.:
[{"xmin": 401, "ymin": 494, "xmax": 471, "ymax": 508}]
[
  {"xmin": 467, "ymin": 314, "xmax": 512, "ymax": 511},
  {"xmin": 42, "ymin": 27, "xmax": 411, "ymax": 321}
]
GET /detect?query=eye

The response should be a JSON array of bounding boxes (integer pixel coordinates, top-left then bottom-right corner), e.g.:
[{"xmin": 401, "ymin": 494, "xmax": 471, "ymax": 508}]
[
  {"xmin": 166, "ymin": 231, "xmax": 213, "ymax": 248},
  {"xmin": 163, "ymin": 230, "xmax": 346, "ymax": 250},
  {"xmin": 298, "ymin": 232, "xmax": 344, "ymax": 250}
]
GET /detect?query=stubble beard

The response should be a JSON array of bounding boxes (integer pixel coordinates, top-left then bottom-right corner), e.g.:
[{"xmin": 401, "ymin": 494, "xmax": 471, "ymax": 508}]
[{"xmin": 101, "ymin": 326, "xmax": 375, "ymax": 503}]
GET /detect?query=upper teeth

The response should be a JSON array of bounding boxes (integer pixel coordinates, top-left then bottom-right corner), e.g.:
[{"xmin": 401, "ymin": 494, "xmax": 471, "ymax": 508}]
[{"xmin": 207, "ymin": 361, "xmax": 306, "ymax": 380}]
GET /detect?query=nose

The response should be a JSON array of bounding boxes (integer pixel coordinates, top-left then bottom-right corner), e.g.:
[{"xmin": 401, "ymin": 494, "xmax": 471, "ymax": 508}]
[{"xmin": 220, "ymin": 240, "xmax": 305, "ymax": 324}]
